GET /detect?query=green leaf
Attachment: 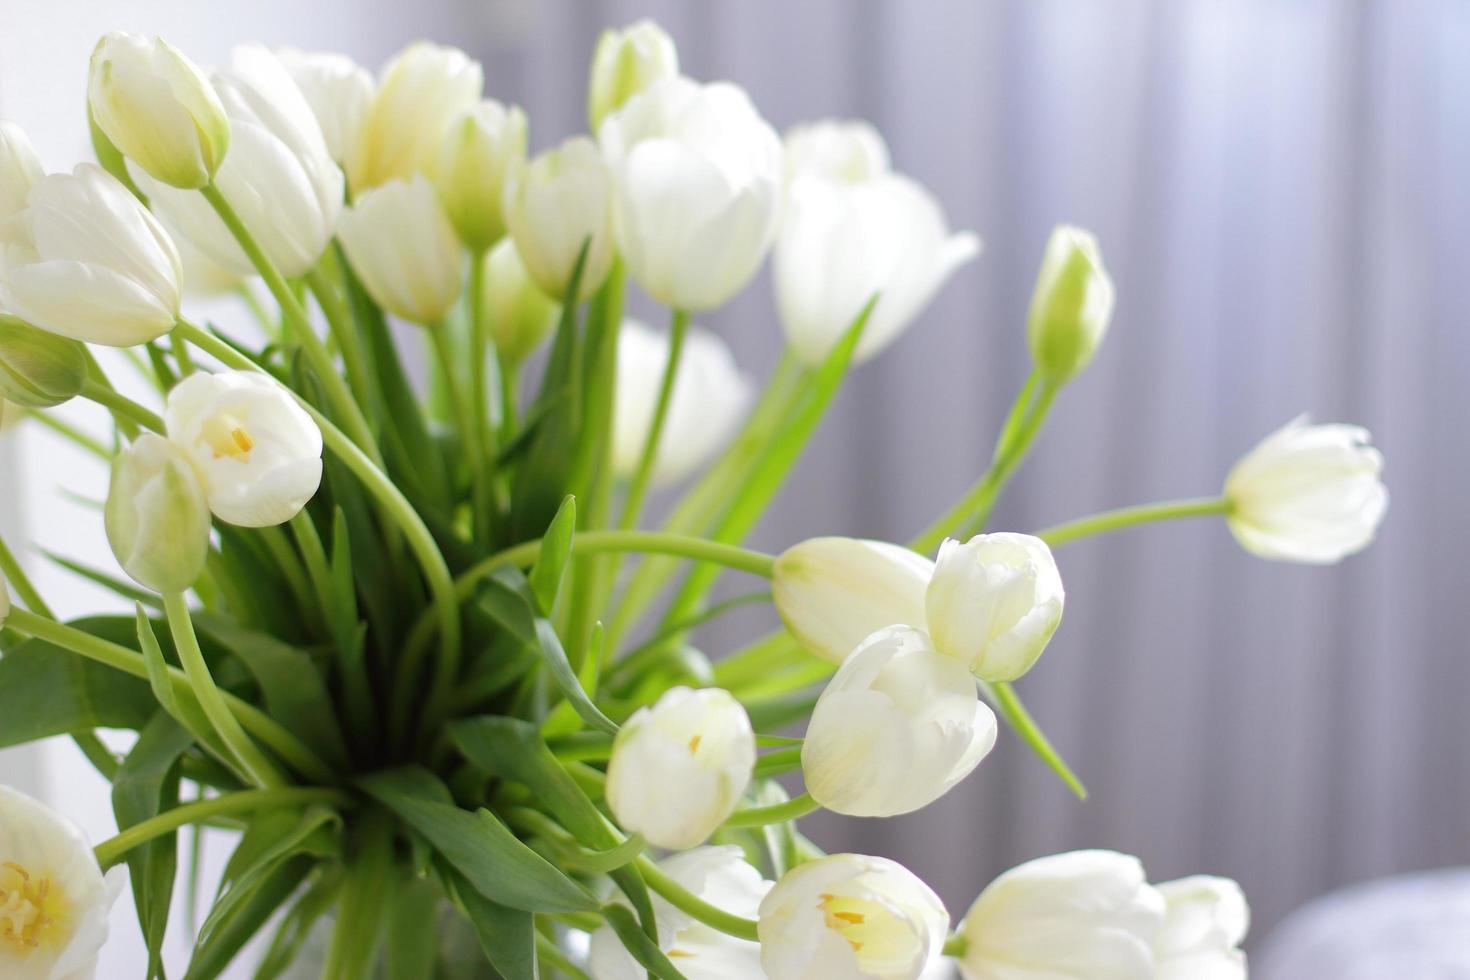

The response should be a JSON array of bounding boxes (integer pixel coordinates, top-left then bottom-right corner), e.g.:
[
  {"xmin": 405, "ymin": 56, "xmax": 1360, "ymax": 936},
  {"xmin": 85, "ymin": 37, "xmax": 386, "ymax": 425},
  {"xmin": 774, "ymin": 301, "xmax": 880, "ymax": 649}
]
[
  {"xmin": 44, "ymin": 551, "xmax": 162, "ymax": 610},
  {"xmin": 988, "ymin": 680, "xmax": 1088, "ymax": 799},
  {"xmin": 383, "ymin": 872, "xmax": 440, "ymax": 980},
  {"xmin": 528, "ymin": 495, "xmax": 576, "ymax": 614},
  {"xmin": 440, "ymin": 862, "xmax": 538, "ymax": 980},
  {"xmin": 183, "ymin": 857, "xmax": 313, "ymax": 980},
  {"xmin": 135, "ymin": 607, "xmax": 235, "ymax": 770},
  {"xmin": 601, "ymin": 904, "xmax": 690, "ymax": 980},
  {"xmin": 213, "ymin": 524, "xmax": 302, "ymax": 639},
  {"xmin": 358, "ymin": 767, "xmax": 598, "ymax": 913},
  {"xmin": 253, "ymin": 867, "xmax": 341, "ymax": 980},
  {"xmin": 0, "ymin": 617, "xmax": 157, "ymax": 746},
  {"xmin": 328, "ymin": 508, "xmax": 375, "ymax": 748}
]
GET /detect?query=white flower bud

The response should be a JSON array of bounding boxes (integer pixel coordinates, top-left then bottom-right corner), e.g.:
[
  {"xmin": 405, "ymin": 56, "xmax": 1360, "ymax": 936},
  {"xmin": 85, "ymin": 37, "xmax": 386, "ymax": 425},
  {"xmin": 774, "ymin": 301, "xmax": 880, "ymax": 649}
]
[
  {"xmin": 1153, "ymin": 876, "xmax": 1250, "ymax": 980},
  {"xmin": 337, "ymin": 174, "xmax": 464, "ymax": 325},
  {"xmin": 1224, "ymin": 415, "xmax": 1388, "ymax": 564},
  {"xmin": 784, "ymin": 119, "xmax": 891, "ymax": 184},
  {"xmin": 87, "ymin": 33, "xmax": 230, "ymax": 189},
  {"xmin": 1, "ymin": 164, "xmax": 182, "ymax": 347},
  {"xmin": 759, "ymin": 853, "xmax": 949, "ymax": 980},
  {"xmin": 276, "ymin": 49, "xmax": 375, "ymax": 177},
  {"xmin": 164, "ymin": 370, "xmax": 323, "ymax": 528},
  {"xmin": 0, "ymin": 121, "xmax": 43, "ymax": 223},
  {"xmin": 589, "ymin": 846, "xmax": 769, "ymax": 979},
  {"xmin": 773, "ymin": 537, "xmax": 934, "ymax": 664},
  {"xmin": 611, "ymin": 318, "xmax": 753, "ymax": 488},
  {"xmin": 1026, "ymin": 225, "xmax": 1115, "ymax": 385},
  {"xmin": 605, "ymin": 686, "xmax": 755, "ymax": 850},
  {"xmin": 353, "ymin": 41, "xmax": 482, "ymax": 191},
  {"xmin": 803, "ymin": 626, "xmax": 996, "ymax": 817},
  {"xmin": 106, "ymin": 434, "xmax": 212, "ymax": 593},
  {"xmin": 480, "ymin": 238, "xmax": 559, "ymax": 364},
  {"xmin": 0, "ymin": 314, "xmax": 88, "ymax": 408},
  {"xmin": 776, "ymin": 171, "xmax": 979, "ymax": 366},
  {"xmin": 587, "ymin": 20, "xmax": 680, "ymax": 132},
  {"xmin": 959, "ymin": 850, "xmax": 1165, "ymax": 980},
  {"xmin": 601, "ymin": 77, "xmax": 783, "ymax": 312},
  {"xmin": 0, "ymin": 786, "xmax": 126, "ymax": 978},
  {"xmin": 139, "ymin": 46, "xmax": 344, "ymax": 278},
  {"xmin": 502, "ymin": 136, "xmax": 615, "ymax": 302},
  {"xmin": 434, "ymin": 100, "xmax": 526, "ymax": 252},
  {"xmin": 926, "ymin": 533, "xmax": 1064, "ymax": 683}
]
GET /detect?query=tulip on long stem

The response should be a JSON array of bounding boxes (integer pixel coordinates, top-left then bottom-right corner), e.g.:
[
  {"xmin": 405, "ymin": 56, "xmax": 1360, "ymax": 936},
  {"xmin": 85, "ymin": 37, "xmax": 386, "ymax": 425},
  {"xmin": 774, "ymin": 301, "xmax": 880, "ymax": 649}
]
[
  {"xmin": 617, "ymin": 308, "xmax": 690, "ymax": 530},
  {"xmin": 1036, "ymin": 497, "xmax": 1232, "ymax": 548}
]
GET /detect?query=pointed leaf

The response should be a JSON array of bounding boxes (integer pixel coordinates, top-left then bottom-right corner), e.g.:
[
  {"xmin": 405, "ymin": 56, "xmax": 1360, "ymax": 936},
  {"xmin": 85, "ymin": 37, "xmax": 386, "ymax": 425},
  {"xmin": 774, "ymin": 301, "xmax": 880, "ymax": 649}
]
[{"xmin": 441, "ymin": 863, "xmax": 538, "ymax": 980}]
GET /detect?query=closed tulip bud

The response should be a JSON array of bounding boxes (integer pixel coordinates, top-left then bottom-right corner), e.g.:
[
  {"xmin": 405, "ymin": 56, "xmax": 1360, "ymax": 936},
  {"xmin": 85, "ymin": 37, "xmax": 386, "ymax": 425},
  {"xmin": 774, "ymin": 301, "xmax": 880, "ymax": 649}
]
[
  {"xmin": 926, "ymin": 533, "xmax": 1064, "ymax": 683},
  {"xmin": 1, "ymin": 164, "xmax": 182, "ymax": 347},
  {"xmin": 0, "ymin": 786, "xmax": 126, "ymax": 978},
  {"xmin": 1224, "ymin": 416, "xmax": 1388, "ymax": 564},
  {"xmin": 776, "ymin": 171, "xmax": 979, "ymax": 366},
  {"xmin": 337, "ymin": 174, "xmax": 464, "ymax": 324},
  {"xmin": 87, "ymin": 33, "xmax": 230, "ymax": 189},
  {"xmin": 276, "ymin": 49, "xmax": 375, "ymax": 176},
  {"xmin": 590, "ymin": 846, "xmax": 769, "ymax": 979},
  {"xmin": 587, "ymin": 20, "xmax": 680, "ymax": 132},
  {"xmin": 803, "ymin": 626, "xmax": 997, "ymax": 817},
  {"xmin": 759, "ymin": 853, "xmax": 949, "ymax": 980},
  {"xmin": 1153, "ymin": 876, "xmax": 1249, "ymax": 980},
  {"xmin": 503, "ymin": 136, "xmax": 614, "ymax": 302},
  {"xmin": 165, "ymin": 371, "xmax": 323, "ymax": 528},
  {"xmin": 0, "ymin": 121, "xmax": 43, "ymax": 222},
  {"xmin": 605, "ymin": 686, "xmax": 755, "ymax": 849},
  {"xmin": 139, "ymin": 46, "xmax": 344, "ymax": 278},
  {"xmin": 611, "ymin": 318, "xmax": 753, "ymax": 487},
  {"xmin": 773, "ymin": 537, "xmax": 934, "ymax": 664},
  {"xmin": 959, "ymin": 851, "xmax": 1165, "ymax": 980},
  {"xmin": 1026, "ymin": 225, "xmax": 1114, "ymax": 385},
  {"xmin": 106, "ymin": 434, "xmax": 212, "ymax": 592},
  {"xmin": 784, "ymin": 119, "xmax": 891, "ymax": 184},
  {"xmin": 601, "ymin": 76, "xmax": 783, "ymax": 311},
  {"xmin": 481, "ymin": 238, "xmax": 559, "ymax": 363},
  {"xmin": 0, "ymin": 314, "xmax": 87, "ymax": 408},
  {"xmin": 434, "ymin": 100, "xmax": 526, "ymax": 252},
  {"xmin": 353, "ymin": 41, "xmax": 482, "ymax": 191}
]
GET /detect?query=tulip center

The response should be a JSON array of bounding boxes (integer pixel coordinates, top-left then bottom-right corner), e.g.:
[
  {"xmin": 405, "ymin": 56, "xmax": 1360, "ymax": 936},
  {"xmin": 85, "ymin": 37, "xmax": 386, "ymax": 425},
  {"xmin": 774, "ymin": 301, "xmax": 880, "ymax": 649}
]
[
  {"xmin": 0, "ymin": 861, "xmax": 70, "ymax": 953},
  {"xmin": 203, "ymin": 415, "xmax": 256, "ymax": 460},
  {"xmin": 687, "ymin": 734, "xmax": 702, "ymax": 753},
  {"xmin": 819, "ymin": 893, "xmax": 868, "ymax": 952}
]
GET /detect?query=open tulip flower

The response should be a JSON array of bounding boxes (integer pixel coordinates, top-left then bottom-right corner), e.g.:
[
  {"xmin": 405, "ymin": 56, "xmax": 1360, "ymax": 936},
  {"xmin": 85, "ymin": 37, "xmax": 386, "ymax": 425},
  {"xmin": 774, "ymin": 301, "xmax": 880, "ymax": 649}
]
[{"xmin": 0, "ymin": 15, "xmax": 1381, "ymax": 978}]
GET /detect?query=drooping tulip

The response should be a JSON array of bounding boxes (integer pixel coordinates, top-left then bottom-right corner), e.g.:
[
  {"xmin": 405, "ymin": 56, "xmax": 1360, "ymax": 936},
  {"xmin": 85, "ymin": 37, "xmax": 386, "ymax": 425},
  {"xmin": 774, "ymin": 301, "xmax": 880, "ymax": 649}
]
[
  {"xmin": 105, "ymin": 434, "xmax": 212, "ymax": 593},
  {"xmin": 0, "ymin": 315, "xmax": 87, "ymax": 409},
  {"xmin": 1153, "ymin": 876, "xmax": 1250, "ymax": 980}
]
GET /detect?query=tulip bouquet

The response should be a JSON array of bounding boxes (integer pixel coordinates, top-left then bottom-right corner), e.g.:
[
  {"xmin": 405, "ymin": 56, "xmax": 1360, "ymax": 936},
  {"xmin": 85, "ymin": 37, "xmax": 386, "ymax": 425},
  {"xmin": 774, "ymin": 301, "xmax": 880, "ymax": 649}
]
[{"xmin": 0, "ymin": 18, "xmax": 1388, "ymax": 980}]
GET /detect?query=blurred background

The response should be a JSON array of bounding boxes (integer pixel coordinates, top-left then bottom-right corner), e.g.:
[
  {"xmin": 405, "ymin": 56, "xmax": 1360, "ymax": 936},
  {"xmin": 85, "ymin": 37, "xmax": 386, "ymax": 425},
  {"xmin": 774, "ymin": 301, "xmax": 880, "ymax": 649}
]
[{"xmin": 2, "ymin": 0, "xmax": 1468, "ymax": 975}]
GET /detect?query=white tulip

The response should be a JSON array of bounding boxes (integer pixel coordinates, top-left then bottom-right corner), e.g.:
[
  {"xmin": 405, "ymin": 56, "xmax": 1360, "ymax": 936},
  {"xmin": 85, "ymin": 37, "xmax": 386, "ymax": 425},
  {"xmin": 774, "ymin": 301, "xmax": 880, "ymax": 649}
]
[
  {"xmin": 87, "ymin": 33, "xmax": 230, "ymax": 190},
  {"xmin": 434, "ymin": 100, "xmax": 526, "ymax": 252},
  {"xmin": 1224, "ymin": 415, "xmax": 1388, "ymax": 564},
  {"xmin": 784, "ymin": 119, "xmax": 891, "ymax": 184},
  {"xmin": 759, "ymin": 853, "xmax": 949, "ymax": 980},
  {"xmin": 1153, "ymin": 876, "xmax": 1249, "ymax": 980},
  {"xmin": 352, "ymin": 41, "xmax": 482, "ymax": 191},
  {"xmin": 588, "ymin": 20, "xmax": 680, "ymax": 132},
  {"xmin": 611, "ymin": 318, "xmax": 753, "ymax": 487},
  {"xmin": 958, "ymin": 850, "xmax": 1165, "ymax": 980},
  {"xmin": 0, "ymin": 121, "xmax": 43, "ymax": 223},
  {"xmin": 165, "ymin": 370, "xmax": 323, "ymax": 528},
  {"xmin": 1026, "ymin": 225, "xmax": 1114, "ymax": 384},
  {"xmin": 776, "ymin": 172, "xmax": 979, "ymax": 366},
  {"xmin": 502, "ymin": 136, "xmax": 614, "ymax": 302},
  {"xmin": 773, "ymin": 537, "xmax": 934, "ymax": 664},
  {"xmin": 589, "ymin": 846, "xmax": 769, "ymax": 980},
  {"xmin": 480, "ymin": 237, "xmax": 559, "ymax": 364},
  {"xmin": 0, "ymin": 785, "xmax": 126, "ymax": 980},
  {"xmin": 803, "ymin": 626, "xmax": 996, "ymax": 817},
  {"xmin": 105, "ymin": 434, "xmax": 212, "ymax": 593},
  {"xmin": 337, "ymin": 174, "xmax": 464, "ymax": 324},
  {"xmin": 1, "ymin": 164, "xmax": 182, "ymax": 347},
  {"xmin": 605, "ymin": 686, "xmax": 755, "ymax": 850},
  {"xmin": 139, "ymin": 46, "xmax": 343, "ymax": 278},
  {"xmin": 600, "ymin": 76, "xmax": 783, "ymax": 311},
  {"xmin": 276, "ymin": 49, "xmax": 375, "ymax": 176},
  {"xmin": 926, "ymin": 533, "xmax": 1064, "ymax": 683}
]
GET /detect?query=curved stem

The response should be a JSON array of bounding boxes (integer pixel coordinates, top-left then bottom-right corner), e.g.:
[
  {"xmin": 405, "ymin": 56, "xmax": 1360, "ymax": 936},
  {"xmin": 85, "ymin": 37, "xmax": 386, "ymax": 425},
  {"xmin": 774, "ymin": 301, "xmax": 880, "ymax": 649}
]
[
  {"xmin": 617, "ymin": 308, "xmax": 690, "ymax": 530},
  {"xmin": 306, "ymin": 265, "xmax": 374, "ymax": 413},
  {"xmin": 721, "ymin": 791, "xmax": 819, "ymax": 828},
  {"xmin": 79, "ymin": 379, "xmax": 163, "ymax": 434},
  {"xmin": 635, "ymin": 855, "xmax": 760, "ymax": 943},
  {"xmin": 1035, "ymin": 497, "xmax": 1231, "ymax": 548},
  {"xmin": 93, "ymin": 787, "xmax": 351, "ymax": 868}
]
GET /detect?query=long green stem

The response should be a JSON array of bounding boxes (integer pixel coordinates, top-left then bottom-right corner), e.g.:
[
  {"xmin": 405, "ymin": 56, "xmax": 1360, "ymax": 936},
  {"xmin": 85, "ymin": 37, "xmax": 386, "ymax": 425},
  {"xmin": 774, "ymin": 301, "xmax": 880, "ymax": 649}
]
[
  {"xmin": 306, "ymin": 265, "xmax": 375, "ymax": 414},
  {"xmin": 721, "ymin": 792, "xmax": 819, "ymax": 828},
  {"xmin": 635, "ymin": 856, "xmax": 760, "ymax": 942},
  {"xmin": 23, "ymin": 409, "xmax": 112, "ymax": 458},
  {"xmin": 79, "ymin": 378, "xmax": 163, "ymax": 433},
  {"xmin": 93, "ymin": 787, "xmax": 350, "ymax": 868},
  {"xmin": 1036, "ymin": 497, "xmax": 1232, "ymax": 547},
  {"xmin": 165, "ymin": 592, "xmax": 285, "ymax": 788},
  {"xmin": 428, "ymin": 317, "xmax": 485, "ymax": 500},
  {"xmin": 617, "ymin": 309, "xmax": 690, "ymax": 530}
]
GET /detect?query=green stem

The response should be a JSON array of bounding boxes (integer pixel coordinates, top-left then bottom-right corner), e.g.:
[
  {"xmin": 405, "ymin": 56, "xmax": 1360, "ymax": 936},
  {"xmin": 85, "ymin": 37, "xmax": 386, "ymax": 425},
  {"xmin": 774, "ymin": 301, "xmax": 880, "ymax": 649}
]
[
  {"xmin": 23, "ymin": 409, "xmax": 112, "ymax": 458},
  {"xmin": 617, "ymin": 308, "xmax": 690, "ymax": 530},
  {"xmin": 497, "ymin": 352, "xmax": 519, "ymax": 436},
  {"xmin": 78, "ymin": 379, "xmax": 163, "ymax": 433},
  {"xmin": 1035, "ymin": 497, "xmax": 1232, "ymax": 548},
  {"xmin": 93, "ymin": 787, "xmax": 351, "ymax": 868},
  {"xmin": 200, "ymin": 182, "xmax": 381, "ymax": 467},
  {"xmin": 753, "ymin": 745, "xmax": 805, "ymax": 779},
  {"xmin": 943, "ymin": 932, "xmax": 968, "ymax": 958},
  {"xmin": 306, "ymin": 265, "xmax": 375, "ymax": 415},
  {"xmin": 535, "ymin": 933, "xmax": 592, "ymax": 980},
  {"xmin": 165, "ymin": 591, "xmax": 286, "ymax": 788},
  {"xmin": 721, "ymin": 791, "xmax": 819, "ymax": 828},
  {"xmin": 428, "ymin": 317, "xmax": 485, "ymax": 504},
  {"xmin": 635, "ymin": 856, "xmax": 761, "ymax": 942}
]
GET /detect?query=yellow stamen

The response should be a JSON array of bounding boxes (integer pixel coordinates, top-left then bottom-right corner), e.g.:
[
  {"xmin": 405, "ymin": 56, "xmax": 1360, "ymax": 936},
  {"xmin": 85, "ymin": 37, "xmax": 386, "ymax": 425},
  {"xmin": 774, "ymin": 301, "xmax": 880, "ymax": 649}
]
[
  {"xmin": 0, "ymin": 860, "xmax": 70, "ymax": 953},
  {"xmin": 819, "ymin": 893, "xmax": 867, "ymax": 953},
  {"xmin": 688, "ymin": 734, "xmax": 702, "ymax": 753}
]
